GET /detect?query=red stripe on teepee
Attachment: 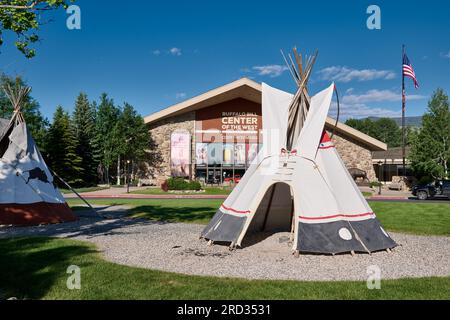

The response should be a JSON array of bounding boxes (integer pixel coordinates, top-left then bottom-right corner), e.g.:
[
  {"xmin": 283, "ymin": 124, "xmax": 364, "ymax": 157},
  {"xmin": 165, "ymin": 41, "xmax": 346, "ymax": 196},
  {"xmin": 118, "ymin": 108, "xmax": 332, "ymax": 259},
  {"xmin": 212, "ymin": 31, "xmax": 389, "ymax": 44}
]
[
  {"xmin": 0, "ymin": 202, "xmax": 77, "ymax": 226},
  {"xmin": 318, "ymin": 145, "xmax": 335, "ymax": 150},
  {"xmin": 221, "ymin": 204, "xmax": 250, "ymax": 214},
  {"xmin": 299, "ymin": 212, "xmax": 375, "ymax": 221}
]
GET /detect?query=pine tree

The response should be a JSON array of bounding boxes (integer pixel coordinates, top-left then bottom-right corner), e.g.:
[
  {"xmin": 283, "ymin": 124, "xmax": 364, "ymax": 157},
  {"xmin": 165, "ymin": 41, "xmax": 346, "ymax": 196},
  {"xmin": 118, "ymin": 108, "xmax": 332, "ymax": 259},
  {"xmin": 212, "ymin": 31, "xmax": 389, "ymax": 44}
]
[
  {"xmin": 410, "ymin": 89, "xmax": 450, "ymax": 179},
  {"xmin": 73, "ymin": 93, "xmax": 97, "ymax": 186},
  {"xmin": 46, "ymin": 106, "xmax": 84, "ymax": 186}
]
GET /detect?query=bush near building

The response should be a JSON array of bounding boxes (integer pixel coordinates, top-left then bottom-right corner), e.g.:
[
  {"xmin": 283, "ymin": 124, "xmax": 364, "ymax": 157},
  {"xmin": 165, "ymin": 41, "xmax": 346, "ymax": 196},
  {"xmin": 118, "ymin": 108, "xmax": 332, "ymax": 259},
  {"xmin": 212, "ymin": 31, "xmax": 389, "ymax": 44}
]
[{"xmin": 166, "ymin": 178, "xmax": 202, "ymax": 191}]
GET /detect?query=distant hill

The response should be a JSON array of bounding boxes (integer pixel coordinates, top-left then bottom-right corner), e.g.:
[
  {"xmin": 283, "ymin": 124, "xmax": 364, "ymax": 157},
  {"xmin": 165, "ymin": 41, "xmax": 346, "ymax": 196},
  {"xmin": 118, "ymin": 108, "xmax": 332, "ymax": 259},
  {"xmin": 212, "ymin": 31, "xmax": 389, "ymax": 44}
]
[{"xmin": 367, "ymin": 116, "xmax": 423, "ymax": 127}]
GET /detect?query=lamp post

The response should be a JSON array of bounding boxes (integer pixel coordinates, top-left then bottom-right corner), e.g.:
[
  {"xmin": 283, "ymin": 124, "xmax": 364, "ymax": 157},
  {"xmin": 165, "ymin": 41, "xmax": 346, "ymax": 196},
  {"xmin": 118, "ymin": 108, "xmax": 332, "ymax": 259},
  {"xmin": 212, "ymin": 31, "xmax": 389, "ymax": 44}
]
[
  {"xmin": 126, "ymin": 160, "xmax": 131, "ymax": 194},
  {"xmin": 377, "ymin": 161, "xmax": 383, "ymax": 195}
]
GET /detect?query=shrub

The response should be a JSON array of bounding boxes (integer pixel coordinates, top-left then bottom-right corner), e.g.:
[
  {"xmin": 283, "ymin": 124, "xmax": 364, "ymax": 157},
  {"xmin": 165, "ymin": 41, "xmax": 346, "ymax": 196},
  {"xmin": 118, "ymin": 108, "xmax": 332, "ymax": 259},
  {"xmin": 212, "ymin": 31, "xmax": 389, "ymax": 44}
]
[
  {"xmin": 166, "ymin": 177, "xmax": 202, "ymax": 191},
  {"xmin": 417, "ymin": 176, "xmax": 433, "ymax": 186},
  {"xmin": 188, "ymin": 180, "xmax": 202, "ymax": 191},
  {"xmin": 370, "ymin": 181, "xmax": 383, "ymax": 188}
]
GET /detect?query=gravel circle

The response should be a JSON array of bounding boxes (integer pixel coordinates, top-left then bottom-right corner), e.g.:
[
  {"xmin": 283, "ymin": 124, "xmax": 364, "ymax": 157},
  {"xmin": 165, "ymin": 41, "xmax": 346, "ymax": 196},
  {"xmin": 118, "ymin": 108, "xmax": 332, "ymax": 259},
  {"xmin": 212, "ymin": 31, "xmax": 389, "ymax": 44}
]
[{"xmin": 1, "ymin": 206, "xmax": 449, "ymax": 281}]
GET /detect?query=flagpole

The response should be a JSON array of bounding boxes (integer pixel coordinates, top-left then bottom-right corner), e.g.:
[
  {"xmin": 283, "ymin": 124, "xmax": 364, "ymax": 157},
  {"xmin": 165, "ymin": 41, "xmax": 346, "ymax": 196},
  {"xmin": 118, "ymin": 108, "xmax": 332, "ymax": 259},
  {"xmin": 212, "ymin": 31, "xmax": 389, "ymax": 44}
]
[{"xmin": 402, "ymin": 44, "xmax": 406, "ymax": 177}]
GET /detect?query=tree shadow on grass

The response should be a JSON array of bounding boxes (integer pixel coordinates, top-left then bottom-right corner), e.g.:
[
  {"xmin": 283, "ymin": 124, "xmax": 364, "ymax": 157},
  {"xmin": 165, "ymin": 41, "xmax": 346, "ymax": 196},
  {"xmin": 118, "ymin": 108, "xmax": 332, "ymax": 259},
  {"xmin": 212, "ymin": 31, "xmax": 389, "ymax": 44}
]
[
  {"xmin": 0, "ymin": 237, "xmax": 95, "ymax": 300},
  {"xmin": 129, "ymin": 205, "xmax": 216, "ymax": 224},
  {"xmin": 0, "ymin": 205, "xmax": 217, "ymax": 241}
]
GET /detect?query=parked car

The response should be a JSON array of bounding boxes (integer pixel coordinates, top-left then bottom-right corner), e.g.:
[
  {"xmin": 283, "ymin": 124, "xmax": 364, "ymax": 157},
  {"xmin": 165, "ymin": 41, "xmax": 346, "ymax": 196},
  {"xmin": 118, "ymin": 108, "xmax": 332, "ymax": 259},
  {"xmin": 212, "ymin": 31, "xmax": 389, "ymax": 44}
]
[
  {"xmin": 412, "ymin": 180, "xmax": 450, "ymax": 200},
  {"xmin": 224, "ymin": 175, "xmax": 241, "ymax": 184}
]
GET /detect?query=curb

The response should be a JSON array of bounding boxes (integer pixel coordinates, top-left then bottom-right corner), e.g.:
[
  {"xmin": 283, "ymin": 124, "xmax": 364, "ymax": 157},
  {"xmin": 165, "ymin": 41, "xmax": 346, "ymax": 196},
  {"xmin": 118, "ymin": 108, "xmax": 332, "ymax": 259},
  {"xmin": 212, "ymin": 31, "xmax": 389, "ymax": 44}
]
[
  {"xmin": 65, "ymin": 194, "xmax": 229, "ymax": 200},
  {"xmin": 368, "ymin": 196, "xmax": 409, "ymax": 200}
]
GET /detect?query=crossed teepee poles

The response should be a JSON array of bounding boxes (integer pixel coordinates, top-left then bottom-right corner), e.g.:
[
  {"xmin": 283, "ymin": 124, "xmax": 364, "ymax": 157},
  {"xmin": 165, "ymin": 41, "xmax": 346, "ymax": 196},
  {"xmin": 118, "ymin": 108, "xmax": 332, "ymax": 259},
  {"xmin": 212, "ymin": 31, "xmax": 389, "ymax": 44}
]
[{"xmin": 281, "ymin": 47, "xmax": 319, "ymax": 150}]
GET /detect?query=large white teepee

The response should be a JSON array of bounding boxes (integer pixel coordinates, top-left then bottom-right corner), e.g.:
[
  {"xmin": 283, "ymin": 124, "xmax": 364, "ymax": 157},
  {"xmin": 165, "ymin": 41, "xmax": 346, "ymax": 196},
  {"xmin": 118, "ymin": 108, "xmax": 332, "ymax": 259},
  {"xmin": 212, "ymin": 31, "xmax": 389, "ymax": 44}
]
[
  {"xmin": 201, "ymin": 49, "xmax": 397, "ymax": 255},
  {"xmin": 0, "ymin": 85, "xmax": 77, "ymax": 226}
]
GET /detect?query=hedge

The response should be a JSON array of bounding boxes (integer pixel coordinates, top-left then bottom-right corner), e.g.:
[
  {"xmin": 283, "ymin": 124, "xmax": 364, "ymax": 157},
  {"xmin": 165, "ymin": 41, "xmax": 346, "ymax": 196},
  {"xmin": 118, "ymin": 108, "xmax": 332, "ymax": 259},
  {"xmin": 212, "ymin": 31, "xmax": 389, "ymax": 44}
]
[{"xmin": 166, "ymin": 178, "xmax": 202, "ymax": 191}]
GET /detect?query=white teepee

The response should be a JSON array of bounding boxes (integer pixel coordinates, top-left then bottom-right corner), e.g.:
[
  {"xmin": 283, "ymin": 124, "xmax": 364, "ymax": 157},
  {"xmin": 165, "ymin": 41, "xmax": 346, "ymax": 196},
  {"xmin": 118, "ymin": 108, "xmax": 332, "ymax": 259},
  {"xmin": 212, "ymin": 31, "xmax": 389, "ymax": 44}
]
[
  {"xmin": 201, "ymin": 49, "xmax": 397, "ymax": 255},
  {"xmin": 0, "ymin": 84, "xmax": 77, "ymax": 226}
]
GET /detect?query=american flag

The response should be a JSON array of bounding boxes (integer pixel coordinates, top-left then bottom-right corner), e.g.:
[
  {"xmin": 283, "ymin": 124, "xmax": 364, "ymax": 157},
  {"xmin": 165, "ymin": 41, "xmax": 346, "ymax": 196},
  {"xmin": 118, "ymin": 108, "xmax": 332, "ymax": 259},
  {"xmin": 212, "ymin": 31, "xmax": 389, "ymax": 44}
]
[{"xmin": 403, "ymin": 54, "xmax": 419, "ymax": 89}]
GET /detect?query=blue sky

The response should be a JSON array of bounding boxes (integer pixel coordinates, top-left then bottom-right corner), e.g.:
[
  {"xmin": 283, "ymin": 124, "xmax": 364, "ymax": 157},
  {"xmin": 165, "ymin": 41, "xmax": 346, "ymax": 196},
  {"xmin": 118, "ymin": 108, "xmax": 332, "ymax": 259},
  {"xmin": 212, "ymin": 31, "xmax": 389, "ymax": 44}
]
[{"xmin": 1, "ymin": 0, "xmax": 449, "ymax": 121}]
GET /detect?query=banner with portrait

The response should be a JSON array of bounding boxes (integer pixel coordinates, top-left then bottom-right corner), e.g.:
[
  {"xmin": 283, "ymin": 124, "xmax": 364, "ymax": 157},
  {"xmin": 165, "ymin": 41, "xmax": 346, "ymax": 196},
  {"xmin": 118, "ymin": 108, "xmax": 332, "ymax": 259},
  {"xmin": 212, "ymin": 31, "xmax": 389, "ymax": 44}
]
[
  {"xmin": 207, "ymin": 143, "xmax": 223, "ymax": 166},
  {"xmin": 246, "ymin": 143, "xmax": 258, "ymax": 165},
  {"xmin": 170, "ymin": 132, "xmax": 191, "ymax": 177},
  {"xmin": 234, "ymin": 143, "xmax": 246, "ymax": 166},
  {"xmin": 195, "ymin": 143, "xmax": 208, "ymax": 166},
  {"xmin": 223, "ymin": 144, "xmax": 234, "ymax": 166}
]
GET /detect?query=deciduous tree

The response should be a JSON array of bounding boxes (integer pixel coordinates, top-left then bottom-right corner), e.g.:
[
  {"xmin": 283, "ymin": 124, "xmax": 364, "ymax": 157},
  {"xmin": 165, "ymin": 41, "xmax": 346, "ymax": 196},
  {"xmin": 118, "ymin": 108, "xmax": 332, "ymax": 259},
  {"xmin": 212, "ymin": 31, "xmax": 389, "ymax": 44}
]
[
  {"xmin": 93, "ymin": 94, "xmax": 119, "ymax": 184},
  {"xmin": 0, "ymin": 0, "xmax": 73, "ymax": 58},
  {"xmin": 345, "ymin": 117, "xmax": 402, "ymax": 148},
  {"xmin": 409, "ymin": 89, "xmax": 450, "ymax": 179}
]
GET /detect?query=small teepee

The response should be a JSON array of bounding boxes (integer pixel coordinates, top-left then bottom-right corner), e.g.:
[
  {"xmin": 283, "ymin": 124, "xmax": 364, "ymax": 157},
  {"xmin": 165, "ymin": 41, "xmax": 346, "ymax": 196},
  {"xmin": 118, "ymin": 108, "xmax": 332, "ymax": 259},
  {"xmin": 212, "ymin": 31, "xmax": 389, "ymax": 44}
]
[
  {"xmin": 201, "ymin": 48, "xmax": 397, "ymax": 255},
  {"xmin": 0, "ymin": 84, "xmax": 77, "ymax": 226}
]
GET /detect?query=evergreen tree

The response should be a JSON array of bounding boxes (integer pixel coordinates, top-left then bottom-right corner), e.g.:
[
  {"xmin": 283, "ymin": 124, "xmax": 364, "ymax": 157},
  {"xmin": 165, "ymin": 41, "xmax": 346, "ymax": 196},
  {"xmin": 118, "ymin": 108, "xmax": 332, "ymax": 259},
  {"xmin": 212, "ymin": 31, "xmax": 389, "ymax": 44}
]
[
  {"xmin": 409, "ymin": 89, "xmax": 450, "ymax": 179},
  {"xmin": 0, "ymin": 74, "xmax": 48, "ymax": 150},
  {"xmin": 45, "ymin": 106, "xmax": 84, "ymax": 186},
  {"xmin": 73, "ymin": 93, "xmax": 97, "ymax": 186},
  {"xmin": 93, "ymin": 94, "xmax": 120, "ymax": 184}
]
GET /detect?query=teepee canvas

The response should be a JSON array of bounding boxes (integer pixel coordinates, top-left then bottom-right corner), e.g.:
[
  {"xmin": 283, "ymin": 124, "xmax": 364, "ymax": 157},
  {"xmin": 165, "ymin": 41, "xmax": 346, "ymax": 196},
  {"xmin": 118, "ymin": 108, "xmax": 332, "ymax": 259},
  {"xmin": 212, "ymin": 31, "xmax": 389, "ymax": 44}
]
[
  {"xmin": 0, "ymin": 85, "xmax": 77, "ymax": 226},
  {"xmin": 201, "ymin": 49, "xmax": 397, "ymax": 255}
]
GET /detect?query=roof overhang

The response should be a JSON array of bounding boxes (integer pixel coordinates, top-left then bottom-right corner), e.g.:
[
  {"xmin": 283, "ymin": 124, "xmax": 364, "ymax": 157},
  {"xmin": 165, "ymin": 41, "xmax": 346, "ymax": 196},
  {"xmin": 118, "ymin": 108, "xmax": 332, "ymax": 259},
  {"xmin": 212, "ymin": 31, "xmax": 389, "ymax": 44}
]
[{"xmin": 144, "ymin": 78, "xmax": 387, "ymax": 151}]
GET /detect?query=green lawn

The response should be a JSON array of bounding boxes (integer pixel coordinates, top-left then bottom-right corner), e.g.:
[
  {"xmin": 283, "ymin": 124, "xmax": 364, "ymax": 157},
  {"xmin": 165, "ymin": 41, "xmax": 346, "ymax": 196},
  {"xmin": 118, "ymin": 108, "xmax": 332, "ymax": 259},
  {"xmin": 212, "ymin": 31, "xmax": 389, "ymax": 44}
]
[
  {"xmin": 67, "ymin": 199, "xmax": 450, "ymax": 236},
  {"xmin": 362, "ymin": 192, "xmax": 373, "ymax": 198},
  {"xmin": 130, "ymin": 187, "xmax": 232, "ymax": 196},
  {"xmin": 60, "ymin": 187, "xmax": 110, "ymax": 194},
  {"xmin": 1, "ymin": 237, "xmax": 449, "ymax": 300},
  {"xmin": 371, "ymin": 202, "xmax": 450, "ymax": 236}
]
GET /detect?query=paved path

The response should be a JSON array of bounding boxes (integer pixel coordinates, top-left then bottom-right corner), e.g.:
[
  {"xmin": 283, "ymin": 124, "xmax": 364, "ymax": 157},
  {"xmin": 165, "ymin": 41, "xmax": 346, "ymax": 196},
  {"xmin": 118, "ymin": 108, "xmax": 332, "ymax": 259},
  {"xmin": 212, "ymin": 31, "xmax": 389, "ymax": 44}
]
[
  {"xmin": 64, "ymin": 186, "xmax": 404, "ymax": 201},
  {"xmin": 64, "ymin": 186, "xmax": 229, "ymax": 200}
]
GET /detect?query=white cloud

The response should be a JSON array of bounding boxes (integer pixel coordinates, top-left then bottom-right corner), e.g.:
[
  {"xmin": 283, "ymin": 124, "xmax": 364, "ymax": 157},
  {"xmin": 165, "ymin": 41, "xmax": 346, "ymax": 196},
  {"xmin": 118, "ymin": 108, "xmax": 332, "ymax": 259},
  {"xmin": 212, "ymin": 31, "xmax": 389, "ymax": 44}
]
[
  {"xmin": 169, "ymin": 47, "xmax": 182, "ymax": 56},
  {"xmin": 342, "ymin": 89, "xmax": 426, "ymax": 104},
  {"xmin": 345, "ymin": 88, "xmax": 354, "ymax": 94},
  {"xmin": 329, "ymin": 102, "xmax": 401, "ymax": 120},
  {"xmin": 444, "ymin": 51, "xmax": 450, "ymax": 58},
  {"xmin": 317, "ymin": 66, "xmax": 396, "ymax": 83},
  {"xmin": 329, "ymin": 89, "xmax": 427, "ymax": 120},
  {"xmin": 152, "ymin": 47, "xmax": 183, "ymax": 57},
  {"xmin": 252, "ymin": 65, "xmax": 289, "ymax": 78},
  {"xmin": 175, "ymin": 92, "xmax": 186, "ymax": 99}
]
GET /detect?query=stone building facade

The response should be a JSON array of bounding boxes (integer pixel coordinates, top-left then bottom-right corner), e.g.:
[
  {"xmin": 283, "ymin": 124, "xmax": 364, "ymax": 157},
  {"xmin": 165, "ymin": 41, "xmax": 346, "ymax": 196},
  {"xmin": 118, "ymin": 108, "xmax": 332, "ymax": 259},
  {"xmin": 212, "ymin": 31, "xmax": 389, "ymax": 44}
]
[
  {"xmin": 144, "ymin": 78, "xmax": 384, "ymax": 185},
  {"xmin": 147, "ymin": 111, "xmax": 196, "ymax": 185},
  {"xmin": 331, "ymin": 133, "xmax": 377, "ymax": 181},
  {"xmin": 147, "ymin": 119, "xmax": 378, "ymax": 185}
]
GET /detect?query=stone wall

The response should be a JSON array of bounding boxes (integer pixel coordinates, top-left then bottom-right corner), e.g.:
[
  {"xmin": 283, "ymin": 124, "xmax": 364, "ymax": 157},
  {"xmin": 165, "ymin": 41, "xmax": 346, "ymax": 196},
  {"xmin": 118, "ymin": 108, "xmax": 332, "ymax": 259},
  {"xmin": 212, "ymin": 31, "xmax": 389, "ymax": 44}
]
[
  {"xmin": 146, "ymin": 112, "xmax": 378, "ymax": 185},
  {"xmin": 147, "ymin": 111, "xmax": 196, "ymax": 185},
  {"xmin": 331, "ymin": 131, "xmax": 377, "ymax": 181}
]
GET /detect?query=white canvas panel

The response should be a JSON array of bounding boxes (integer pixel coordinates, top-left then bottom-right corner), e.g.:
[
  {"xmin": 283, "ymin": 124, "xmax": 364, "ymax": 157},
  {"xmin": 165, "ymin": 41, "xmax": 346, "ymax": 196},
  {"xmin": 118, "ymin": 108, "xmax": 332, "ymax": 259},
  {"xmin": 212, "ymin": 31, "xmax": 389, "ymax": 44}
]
[
  {"xmin": 317, "ymin": 146, "xmax": 372, "ymax": 215},
  {"xmin": 296, "ymin": 83, "xmax": 334, "ymax": 160},
  {"xmin": 291, "ymin": 157, "xmax": 341, "ymax": 222},
  {"xmin": 261, "ymin": 83, "xmax": 292, "ymax": 155}
]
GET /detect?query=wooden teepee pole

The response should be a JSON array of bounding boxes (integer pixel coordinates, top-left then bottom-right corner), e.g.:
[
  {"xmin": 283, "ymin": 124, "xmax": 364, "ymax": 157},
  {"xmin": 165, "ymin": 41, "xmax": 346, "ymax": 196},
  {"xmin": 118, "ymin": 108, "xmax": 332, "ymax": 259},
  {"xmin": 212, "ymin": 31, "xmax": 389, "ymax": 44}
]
[{"xmin": 282, "ymin": 47, "xmax": 319, "ymax": 150}]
